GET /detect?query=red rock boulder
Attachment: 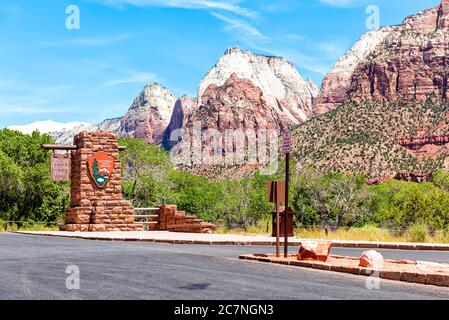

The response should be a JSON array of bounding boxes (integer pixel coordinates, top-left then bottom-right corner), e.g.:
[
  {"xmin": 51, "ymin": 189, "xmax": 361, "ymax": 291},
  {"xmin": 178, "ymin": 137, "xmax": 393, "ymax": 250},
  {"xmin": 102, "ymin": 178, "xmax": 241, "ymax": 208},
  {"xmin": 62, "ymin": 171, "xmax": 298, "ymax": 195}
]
[
  {"xmin": 297, "ymin": 240, "xmax": 332, "ymax": 262},
  {"xmin": 359, "ymin": 250, "xmax": 384, "ymax": 269}
]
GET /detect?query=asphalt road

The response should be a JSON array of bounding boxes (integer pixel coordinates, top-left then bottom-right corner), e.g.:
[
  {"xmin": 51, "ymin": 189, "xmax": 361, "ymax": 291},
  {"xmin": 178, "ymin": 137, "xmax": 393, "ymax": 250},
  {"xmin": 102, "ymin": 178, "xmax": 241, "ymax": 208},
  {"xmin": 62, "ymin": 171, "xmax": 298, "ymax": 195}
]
[{"xmin": 0, "ymin": 233, "xmax": 449, "ymax": 300}]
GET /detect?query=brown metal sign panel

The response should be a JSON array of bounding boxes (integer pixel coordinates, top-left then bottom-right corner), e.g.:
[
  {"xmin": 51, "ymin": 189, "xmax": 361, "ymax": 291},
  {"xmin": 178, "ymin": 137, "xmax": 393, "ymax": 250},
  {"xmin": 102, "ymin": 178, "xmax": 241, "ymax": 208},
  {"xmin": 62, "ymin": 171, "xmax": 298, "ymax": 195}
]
[{"xmin": 267, "ymin": 181, "xmax": 285, "ymax": 203}]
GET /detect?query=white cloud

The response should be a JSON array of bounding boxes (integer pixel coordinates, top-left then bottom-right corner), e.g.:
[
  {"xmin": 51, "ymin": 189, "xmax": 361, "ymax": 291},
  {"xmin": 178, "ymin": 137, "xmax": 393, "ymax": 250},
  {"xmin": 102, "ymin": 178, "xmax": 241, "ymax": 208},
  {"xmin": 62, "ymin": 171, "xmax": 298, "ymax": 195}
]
[
  {"xmin": 102, "ymin": 71, "xmax": 160, "ymax": 87},
  {"xmin": 284, "ymin": 34, "xmax": 305, "ymax": 42},
  {"xmin": 97, "ymin": 0, "xmax": 258, "ymax": 18},
  {"xmin": 211, "ymin": 12, "xmax": 268, "ymax": 42},
  {"xmin": 39, "ymin": 34, "xmax": 133, "ymax": 47},
  {"xmin": 247, "ymin": 36, "xmax": 350, "ymax": 76}
]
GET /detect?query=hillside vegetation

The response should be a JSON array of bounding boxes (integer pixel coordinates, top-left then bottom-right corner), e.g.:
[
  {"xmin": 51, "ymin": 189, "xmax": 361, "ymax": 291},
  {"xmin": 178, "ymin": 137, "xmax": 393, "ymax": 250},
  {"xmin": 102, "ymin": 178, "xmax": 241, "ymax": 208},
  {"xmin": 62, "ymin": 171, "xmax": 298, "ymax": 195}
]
[
  {"xmin": 292, "ymin": 100, "xmax": 449, "ymax": 181},
  {"xmin": 0, "ymin": 129, "xmax": 69, "ymax": 226},
  {"xmin": 1, "ymin": 130, "xmax": 449, "ymax": 241},
  {"xmin": 120, "ymin": 138, "xmax": 449, "ymax": 234}
]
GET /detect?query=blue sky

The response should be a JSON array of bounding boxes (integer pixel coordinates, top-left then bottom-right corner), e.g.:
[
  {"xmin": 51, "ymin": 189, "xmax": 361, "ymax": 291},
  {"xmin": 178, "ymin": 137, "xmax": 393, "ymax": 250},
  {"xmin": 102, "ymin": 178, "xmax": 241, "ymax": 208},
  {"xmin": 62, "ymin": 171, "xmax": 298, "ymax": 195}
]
[{"xmin": 0, "ymin": 0, "xmax": 440, "ymax": 127}]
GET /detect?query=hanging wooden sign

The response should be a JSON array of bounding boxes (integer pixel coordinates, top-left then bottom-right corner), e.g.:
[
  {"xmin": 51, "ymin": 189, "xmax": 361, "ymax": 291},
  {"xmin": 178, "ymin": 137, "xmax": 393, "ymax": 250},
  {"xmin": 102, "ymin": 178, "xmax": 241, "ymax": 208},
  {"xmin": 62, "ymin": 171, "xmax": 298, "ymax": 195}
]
[{"xmin": 51, "ymin": 154, "xmax": 71, "ymax": 182}]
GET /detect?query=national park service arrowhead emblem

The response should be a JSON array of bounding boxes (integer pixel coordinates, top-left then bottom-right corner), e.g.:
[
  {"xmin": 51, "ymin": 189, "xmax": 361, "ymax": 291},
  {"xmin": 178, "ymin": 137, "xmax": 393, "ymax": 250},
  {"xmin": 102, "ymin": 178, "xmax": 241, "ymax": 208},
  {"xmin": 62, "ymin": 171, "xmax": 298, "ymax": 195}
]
[{"xmin": 87, "ymin": 151, "xmax": 114, "ymax": 188}]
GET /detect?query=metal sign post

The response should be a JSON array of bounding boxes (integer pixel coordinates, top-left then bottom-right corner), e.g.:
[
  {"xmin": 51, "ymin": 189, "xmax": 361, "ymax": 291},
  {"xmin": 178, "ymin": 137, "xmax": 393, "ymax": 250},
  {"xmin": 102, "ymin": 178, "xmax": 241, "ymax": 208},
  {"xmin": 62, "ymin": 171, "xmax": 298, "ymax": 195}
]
[
  {"xmin": 275, "ymin": 185, "xmax": 280, "ymax": 257},
  {"xmin": 283, "ymin": 130, "xmax": 292, "ymax": 258},
  {"xmin": 267, "ymin": 181, "xmax": 285, "ymax": 258}
]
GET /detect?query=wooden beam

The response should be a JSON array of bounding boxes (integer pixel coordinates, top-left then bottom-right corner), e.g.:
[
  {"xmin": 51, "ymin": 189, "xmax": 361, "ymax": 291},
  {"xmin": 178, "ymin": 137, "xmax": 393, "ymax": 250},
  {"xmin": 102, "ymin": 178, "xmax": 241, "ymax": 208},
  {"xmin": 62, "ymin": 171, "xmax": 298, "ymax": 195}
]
[
  {"xmin": 42, "ymin": 144, "xmax": 127, "ymax": 151},
  {"xmin": 42, "ymin": 144, "xmax": 77, "ymax": 151}
]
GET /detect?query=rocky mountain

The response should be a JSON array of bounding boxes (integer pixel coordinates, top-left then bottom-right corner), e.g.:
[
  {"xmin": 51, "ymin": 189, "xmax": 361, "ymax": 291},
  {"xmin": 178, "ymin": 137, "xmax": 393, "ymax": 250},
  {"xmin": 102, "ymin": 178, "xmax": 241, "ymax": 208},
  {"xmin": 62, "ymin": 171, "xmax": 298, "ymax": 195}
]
[
  {"xmin": 119, "ymin": 83, "xmax": 177, "ymax": 144},
  {"xmin": 166, "ymin": 47, "xmax": 320, "ymax": 178},
  {"xmin": 47, "ymin": 83, "xmax": 176, "ymax": 145},
  {"xmin": 41, "ymin": 46, "xmax": 318, "ymax": 151},
  {"xmin": 317, "ymin": 0, "xmax": 449, "ymax": 113},
  {"xmin": 293, "ymin": 0, "xmax": 449, "ymax": 183},
  {"xmin": 198, "ymin": 47, "xmax": 319, "ymax": 125},
  {"xmin": 12, "ymin": 0, "xmax": 449, "ymax": 184},
  {"xmin": 174, "ymin": 73, "xmax": 285, "ymax": 179}
]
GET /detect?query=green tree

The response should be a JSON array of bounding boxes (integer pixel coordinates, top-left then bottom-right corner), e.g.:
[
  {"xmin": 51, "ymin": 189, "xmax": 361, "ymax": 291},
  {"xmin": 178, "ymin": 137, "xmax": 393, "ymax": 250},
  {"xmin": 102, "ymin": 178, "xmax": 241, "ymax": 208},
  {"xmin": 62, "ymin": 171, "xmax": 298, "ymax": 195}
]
[
  {"xmin": 291, "ymin": 168, "xmax": 371, "ymax": 227},
  {"xmin": 0, "ymin": 129, "xmax": 69, "ymax": 224}
]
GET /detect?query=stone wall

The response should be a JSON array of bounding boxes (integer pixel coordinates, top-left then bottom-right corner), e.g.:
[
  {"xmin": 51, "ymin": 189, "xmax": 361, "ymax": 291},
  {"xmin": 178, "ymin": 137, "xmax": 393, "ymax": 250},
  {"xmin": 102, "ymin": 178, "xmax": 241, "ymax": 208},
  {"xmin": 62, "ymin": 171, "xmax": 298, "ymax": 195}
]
[
  {"xmin": 60, "ymin": 131, "xmax": 143, "ymax": 232},
  {"xmin": 147, "ymin": 205, "xmax": 216, "ymax": 234}
]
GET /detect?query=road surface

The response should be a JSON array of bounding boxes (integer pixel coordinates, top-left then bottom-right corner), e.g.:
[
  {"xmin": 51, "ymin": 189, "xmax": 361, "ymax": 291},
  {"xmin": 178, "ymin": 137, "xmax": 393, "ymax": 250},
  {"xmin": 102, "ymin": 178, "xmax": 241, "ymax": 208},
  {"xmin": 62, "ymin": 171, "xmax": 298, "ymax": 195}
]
[{"xmin": 0, "ymin": 233, "xmax": 448, "ymax": 300}]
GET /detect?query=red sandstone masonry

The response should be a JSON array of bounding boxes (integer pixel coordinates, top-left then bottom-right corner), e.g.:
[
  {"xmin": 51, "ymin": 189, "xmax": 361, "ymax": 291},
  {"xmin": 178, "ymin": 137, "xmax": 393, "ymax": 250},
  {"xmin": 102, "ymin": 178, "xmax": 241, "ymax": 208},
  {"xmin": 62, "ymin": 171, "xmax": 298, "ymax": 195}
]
[
  {"xmin": 60, "ymin": 132, "xmax": 143, "ymax": 232},
  {"xmin": 153, "ymin": 205, "xmax": 217, "ymax": 234},
  {"xmin": 239, "ymin": 254, "xmax": 449, "ymax": 288}
]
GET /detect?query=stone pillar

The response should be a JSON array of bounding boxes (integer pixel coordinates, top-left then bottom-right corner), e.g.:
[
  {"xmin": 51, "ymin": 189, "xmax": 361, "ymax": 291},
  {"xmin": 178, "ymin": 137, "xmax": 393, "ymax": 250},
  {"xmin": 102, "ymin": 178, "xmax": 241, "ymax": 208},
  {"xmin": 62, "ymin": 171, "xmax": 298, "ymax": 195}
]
[{"xmin": 60, "ymin": 132, "xmax": 143, "ymax": 232}]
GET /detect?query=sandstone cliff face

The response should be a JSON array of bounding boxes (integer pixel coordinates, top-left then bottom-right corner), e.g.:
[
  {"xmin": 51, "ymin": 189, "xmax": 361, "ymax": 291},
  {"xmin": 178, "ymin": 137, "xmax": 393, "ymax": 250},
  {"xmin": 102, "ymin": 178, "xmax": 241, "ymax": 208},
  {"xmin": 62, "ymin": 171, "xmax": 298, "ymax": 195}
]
[
  {"xmin": 174, "ymin": 74, "xmax": 285, "ymax": 178},
  {"xmin": 294, "ymin": 1, "xmax": 449, "ymax": 184},
  {"xmin": 162, "ymin": 95, "xmax": 196, "ymax": 150},
  {"xmin": 350, "ymin": 5, "xmax": 448, "ymax": 105},
  {"xmin": 318, "ymin": 1, "xmax": 449, "ymax": 112},
  {"xmin": 199, "ymin": 47, "xmax": 318, "ymax": 125},
  {"xmin": 119, "ymin": 83, "xmax": 177, "ymax": 144},
  {"xmin": 316, "ymin": 27, "xmax": 393, "ymax": 114},
  {"xmin": 194, "ymin": 73, "xmax": 285, "ymax": 131}
]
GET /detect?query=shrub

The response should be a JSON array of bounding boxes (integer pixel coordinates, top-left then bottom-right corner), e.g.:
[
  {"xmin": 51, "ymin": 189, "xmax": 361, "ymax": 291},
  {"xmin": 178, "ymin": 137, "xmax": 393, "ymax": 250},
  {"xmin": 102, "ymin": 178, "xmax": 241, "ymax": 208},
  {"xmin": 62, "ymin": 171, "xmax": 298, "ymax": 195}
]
[
  {"xmin": 0, "ymin": 129, "xmax": 69, "ymax": 224},
  {"xmin": 407, "ymin": 222, "xmax": 429, "ymax": 243}
]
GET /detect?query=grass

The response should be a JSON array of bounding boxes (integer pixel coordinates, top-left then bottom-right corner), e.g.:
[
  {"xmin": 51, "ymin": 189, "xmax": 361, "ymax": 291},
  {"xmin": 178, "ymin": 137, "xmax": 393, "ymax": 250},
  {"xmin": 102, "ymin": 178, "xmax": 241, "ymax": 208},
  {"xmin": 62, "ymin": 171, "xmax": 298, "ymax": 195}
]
[
  {"xmin": 217, "ymin": 223, "xmax": 449, "ymax": 244},
  {"xmin": 0, "ymin": 221, "xmax": 59, "ymax": 232},
  {"xmin": 215, "ymin": 219, "xmax": 272, "ymax": 236},
  {"xmin": 2, "ymin": 219, "xmax": 449, "ymax": 244},
  {"xmin": 294, "ymin": 225, "xmax": 409, "ymax": 242}
]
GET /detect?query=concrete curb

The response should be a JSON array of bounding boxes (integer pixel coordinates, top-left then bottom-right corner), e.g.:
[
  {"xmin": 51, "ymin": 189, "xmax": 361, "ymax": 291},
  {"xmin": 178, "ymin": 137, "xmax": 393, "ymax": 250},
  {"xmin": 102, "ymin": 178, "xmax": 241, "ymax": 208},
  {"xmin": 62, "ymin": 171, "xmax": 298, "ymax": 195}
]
[
  {"xmin": 239, "ymin": 254, "xmax": 449, "ymax": 288},
  {"xmin": 10, "ymin": 231, "xmax": 449, "ymax": 251}
]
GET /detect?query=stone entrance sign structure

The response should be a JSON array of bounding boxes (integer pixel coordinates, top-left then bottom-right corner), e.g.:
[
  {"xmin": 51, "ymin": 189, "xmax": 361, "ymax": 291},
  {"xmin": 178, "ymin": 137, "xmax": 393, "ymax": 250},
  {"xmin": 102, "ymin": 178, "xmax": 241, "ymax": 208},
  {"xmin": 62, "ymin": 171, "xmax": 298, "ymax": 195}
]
[
  {"xmin": 44, "ymin": 131, "xmax": 217, "ymax": 233},
  {"xmin": 48, "ymin": 132, "xmax": 144, "ymax": 232}
]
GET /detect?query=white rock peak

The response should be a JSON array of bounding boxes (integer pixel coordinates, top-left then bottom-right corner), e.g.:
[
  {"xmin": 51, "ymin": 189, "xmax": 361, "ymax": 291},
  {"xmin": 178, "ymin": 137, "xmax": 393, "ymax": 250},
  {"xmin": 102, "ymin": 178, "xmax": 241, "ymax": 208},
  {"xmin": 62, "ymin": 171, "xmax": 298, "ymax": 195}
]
[
  {"xmin": 198, "ymin": 46, "xmax": 318, "ymax": 124},
  {"xmin": 130, "ymin": 82, "xmax": 177, "ymax": 125},
  {"xmin": 325, "ymin": 27, "xmax": 393, "ymax": 78}
]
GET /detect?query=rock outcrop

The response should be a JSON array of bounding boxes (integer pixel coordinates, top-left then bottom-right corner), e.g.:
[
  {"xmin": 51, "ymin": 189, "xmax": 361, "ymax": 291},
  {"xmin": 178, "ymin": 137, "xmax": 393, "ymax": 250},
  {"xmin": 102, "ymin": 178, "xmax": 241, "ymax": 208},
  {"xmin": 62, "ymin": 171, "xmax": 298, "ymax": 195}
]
[
  {"xmin": 195, "ymin": 73, "xmax": 286, "ymax": 132},
  {"xmin": 199, "ymin": 47, "xmax": 319, "ymax": 125},
  {"xmin": 294, "ymin": 0, "xmax": 449, "ymax": 183},
  {"xmin": 162, "ymin": 95, "xmax": 196, "ymax": 150},
  {"xmin": 316, "ymin": 27, "xmax": 393, "ymax": 114},
  {"xmin": 119, "ymin": 83, "xmax": 177, "ymax": 145},
  {"xmin": 173, "ymin": 74, "xmax": 285, "ymax": 178},
  {"xmin": 317, "ymin": 0, "xmax": 449, "ymax": 112}
]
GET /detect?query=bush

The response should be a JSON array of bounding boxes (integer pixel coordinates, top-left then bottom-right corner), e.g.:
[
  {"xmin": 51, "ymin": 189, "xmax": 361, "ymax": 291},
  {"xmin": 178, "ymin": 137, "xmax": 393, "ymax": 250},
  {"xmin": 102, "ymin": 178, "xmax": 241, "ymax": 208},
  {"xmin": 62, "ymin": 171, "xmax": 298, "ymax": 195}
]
[
  {"xmin": 0, "ymin": 129, "xmax": 69, "ymax": 223},
  {"xmin": 407, "ymin": 222, "xmax": 429, "ymax": 243},
  {"xmin": 369, "ymin": 180, "xmax": 449, "ymax": 230},
  {"xmin": 291, "ymin": 168, "xmax": 371, "ymax": 227}
]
